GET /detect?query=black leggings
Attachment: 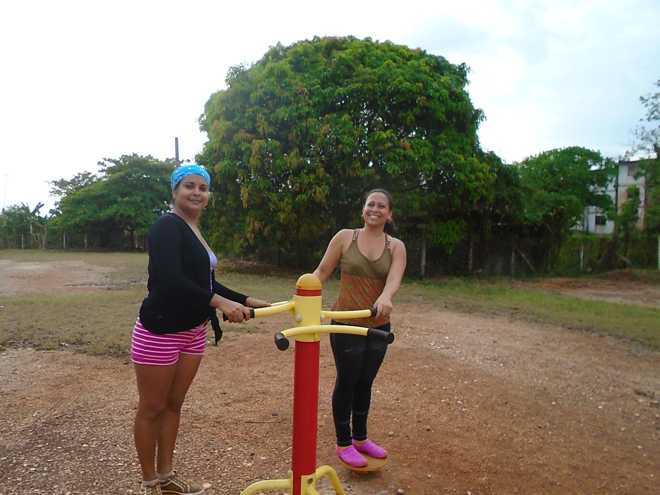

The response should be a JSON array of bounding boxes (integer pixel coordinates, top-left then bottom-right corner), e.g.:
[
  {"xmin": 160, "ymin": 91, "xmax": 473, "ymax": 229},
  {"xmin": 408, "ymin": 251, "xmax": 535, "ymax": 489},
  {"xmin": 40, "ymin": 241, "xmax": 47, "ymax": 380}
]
[{"xmin": 330, "ymin": 321, "xmax": 391, "ymax": 447}]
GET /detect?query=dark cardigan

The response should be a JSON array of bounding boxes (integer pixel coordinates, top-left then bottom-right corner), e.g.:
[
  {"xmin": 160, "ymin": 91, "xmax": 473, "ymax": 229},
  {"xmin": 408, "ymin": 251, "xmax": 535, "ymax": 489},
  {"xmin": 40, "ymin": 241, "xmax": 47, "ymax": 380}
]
[{"xmin": 139, "ymin": 213, "xmax": 247, "ymax": 335}]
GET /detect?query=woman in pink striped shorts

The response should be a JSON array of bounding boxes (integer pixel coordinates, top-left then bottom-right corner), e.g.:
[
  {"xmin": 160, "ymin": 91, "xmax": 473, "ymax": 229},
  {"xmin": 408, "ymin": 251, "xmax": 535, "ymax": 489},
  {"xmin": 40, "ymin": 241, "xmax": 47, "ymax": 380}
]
[{"xmin": 131, "ymin": 164, "xmax": 269, "ymax": 495}]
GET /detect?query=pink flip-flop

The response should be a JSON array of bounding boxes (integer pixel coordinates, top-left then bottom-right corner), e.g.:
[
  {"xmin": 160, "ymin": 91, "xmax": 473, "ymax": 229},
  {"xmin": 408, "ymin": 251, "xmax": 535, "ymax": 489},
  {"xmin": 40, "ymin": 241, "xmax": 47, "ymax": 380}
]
[
  {"xmin": 353, "ymin": 439, "xmax": 388, "ymax": 459},
  {"xmin": 336, "ymin": 445, "xmax": 368, "ymax": 467}
]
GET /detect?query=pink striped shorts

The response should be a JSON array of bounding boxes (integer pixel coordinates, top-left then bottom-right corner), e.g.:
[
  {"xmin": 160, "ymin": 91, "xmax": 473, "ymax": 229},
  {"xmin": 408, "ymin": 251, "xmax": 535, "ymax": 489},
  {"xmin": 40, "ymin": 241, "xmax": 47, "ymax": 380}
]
[{"xmin": 131, "ymin": 319, "xmax": 208, "ymax": 366}]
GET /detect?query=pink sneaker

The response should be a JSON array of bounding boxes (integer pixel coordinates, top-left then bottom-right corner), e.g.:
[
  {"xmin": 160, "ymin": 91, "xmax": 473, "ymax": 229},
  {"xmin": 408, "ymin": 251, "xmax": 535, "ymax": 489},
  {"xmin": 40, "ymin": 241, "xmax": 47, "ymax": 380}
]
[
  {"xmin": 336, "ymin": 445, "xmax": 368, "ymax": 467},
  {"xmin": 353, "ymin": 439, "xmax": 388, "ymax": 459}
]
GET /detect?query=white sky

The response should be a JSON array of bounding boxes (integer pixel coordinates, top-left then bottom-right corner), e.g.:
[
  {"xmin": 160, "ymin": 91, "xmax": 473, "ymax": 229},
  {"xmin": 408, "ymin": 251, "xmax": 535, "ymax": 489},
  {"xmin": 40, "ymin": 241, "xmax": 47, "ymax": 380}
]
[{"xmin": 1, "ymin": 0, "xmax": 658, "ymax": 212}]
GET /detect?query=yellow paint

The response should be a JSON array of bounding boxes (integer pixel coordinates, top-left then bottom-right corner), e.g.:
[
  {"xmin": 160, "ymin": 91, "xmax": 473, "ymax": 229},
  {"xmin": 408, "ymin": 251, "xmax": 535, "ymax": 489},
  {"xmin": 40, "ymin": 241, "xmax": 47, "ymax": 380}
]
[{"xmin": 240, "ymin": 273, "xmax": 387, "ymax": 495}]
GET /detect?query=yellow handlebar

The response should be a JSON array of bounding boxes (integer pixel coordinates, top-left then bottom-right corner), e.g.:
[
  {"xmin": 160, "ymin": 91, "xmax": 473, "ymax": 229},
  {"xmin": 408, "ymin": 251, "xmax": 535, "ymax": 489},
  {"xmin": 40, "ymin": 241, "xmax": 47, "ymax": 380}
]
[
  {"xmin": 281, "ymin": 324, "xmax": 368, "ymax": 338},
  {"xmin": 274, "ymin": 324, "xmax": 394, "ymax": 351},
  {"xmin": 320, "ymin": 308, "xmax": 375, "ymax": 320},
  {"xmin": 251, "ymin": 301, "xmax": 295, "ymax": 318}
]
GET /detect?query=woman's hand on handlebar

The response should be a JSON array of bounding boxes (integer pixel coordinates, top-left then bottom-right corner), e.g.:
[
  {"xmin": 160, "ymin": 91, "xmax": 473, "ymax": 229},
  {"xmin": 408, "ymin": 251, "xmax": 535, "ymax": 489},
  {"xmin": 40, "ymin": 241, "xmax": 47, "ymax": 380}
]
[
  {"xmin": 211, "ymin": 295, "xmax": 252, "ymax": 322},
  {"xmin": 373, "ymin": 295, "xmax": 393, "ymax": 319}
]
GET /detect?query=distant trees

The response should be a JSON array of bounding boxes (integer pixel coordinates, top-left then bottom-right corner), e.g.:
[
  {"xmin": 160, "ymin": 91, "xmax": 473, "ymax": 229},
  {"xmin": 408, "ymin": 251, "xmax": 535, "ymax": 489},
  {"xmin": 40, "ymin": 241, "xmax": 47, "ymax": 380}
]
[
  {"xmin": 50, "ymin": 154, "xmax": 174, "ymax": 249},
  {"xmin": 1, "ymin": 42, "xmax": 655, "ymax": 273},
  {"xmin": 516, "ymin": 147, "xmax": 615, "ymax": 269},
  {"xmin": 627, "ymin": 79, "xmax": 660, "ymax": 268},
  {"xmin": 0, "ymin": 203, "xmax": 47, "ymax": 249}
]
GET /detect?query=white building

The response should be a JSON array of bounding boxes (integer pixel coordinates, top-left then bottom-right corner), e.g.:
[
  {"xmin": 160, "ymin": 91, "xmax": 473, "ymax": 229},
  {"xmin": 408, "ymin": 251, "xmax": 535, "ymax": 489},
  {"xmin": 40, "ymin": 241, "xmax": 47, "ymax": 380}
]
[{"xmin": 581, "ymin": 160, "xmax": 647, "ymax": 235}]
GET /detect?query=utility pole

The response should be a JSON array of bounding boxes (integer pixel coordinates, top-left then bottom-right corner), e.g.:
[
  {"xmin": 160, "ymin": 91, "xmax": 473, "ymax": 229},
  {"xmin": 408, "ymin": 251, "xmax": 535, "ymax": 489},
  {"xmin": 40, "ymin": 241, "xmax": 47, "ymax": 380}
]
[{"xmin": 175, "ymin": 137, "xmax": 180, "ymax": 165}]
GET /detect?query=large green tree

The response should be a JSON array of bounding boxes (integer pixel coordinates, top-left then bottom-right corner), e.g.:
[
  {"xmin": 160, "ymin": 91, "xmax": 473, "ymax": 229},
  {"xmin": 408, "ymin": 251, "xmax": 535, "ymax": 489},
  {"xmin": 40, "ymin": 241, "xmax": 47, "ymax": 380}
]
[
  {"xmin": 199, "ymin": 36, "xmax": 492, "ymax": 266},
  {"xmin": 49, "ymin": 171, "xmax": 98, "ymax": 216},
  {"xmin": 53, "ymin": 154, "xmax": 174, "ymax": 249},
  {"xmin": 517, "ymin": 146, "xmax": 615, "ymax": 269}
]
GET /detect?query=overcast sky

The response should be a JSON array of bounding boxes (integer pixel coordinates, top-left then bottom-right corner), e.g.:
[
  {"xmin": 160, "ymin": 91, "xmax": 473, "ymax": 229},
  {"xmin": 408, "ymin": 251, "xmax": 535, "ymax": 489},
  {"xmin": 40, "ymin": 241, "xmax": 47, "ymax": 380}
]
[{"xmin": 1, "ymin": 0, "xmax": 658, "ymax": 211}]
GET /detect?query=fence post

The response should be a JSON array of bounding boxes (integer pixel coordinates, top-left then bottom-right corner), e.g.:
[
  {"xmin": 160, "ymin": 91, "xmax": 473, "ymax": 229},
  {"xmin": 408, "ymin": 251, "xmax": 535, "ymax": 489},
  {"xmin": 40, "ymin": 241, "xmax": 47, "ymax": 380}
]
[
  {"xmin": 510, "ymin": 247, "xmax": 516, "ymax": 276},
  {"xmin": 579, "ymin": 243, "xmax": 584, "ymax": 272},
  {"xmin": 420, "ymin": 236, "xmax": 427, "ymax": 278}
]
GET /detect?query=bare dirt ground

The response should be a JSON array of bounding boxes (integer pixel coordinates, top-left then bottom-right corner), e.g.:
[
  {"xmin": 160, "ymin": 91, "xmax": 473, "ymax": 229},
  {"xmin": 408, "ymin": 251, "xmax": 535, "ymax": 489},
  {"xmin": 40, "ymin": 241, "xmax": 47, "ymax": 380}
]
[
  {"xmin": 515, "ymin": 271, "xmax": 660, "ymax": 308},
  {"xmin": 1, "ymin": 262, "xmax": 659, "ymax": 495}
]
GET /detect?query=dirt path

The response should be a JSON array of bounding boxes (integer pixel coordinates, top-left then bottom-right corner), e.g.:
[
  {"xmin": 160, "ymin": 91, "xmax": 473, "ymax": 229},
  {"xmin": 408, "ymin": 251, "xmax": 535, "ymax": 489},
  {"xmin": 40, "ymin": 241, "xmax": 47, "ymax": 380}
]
[
  {"xmin": 0, "ymin": 261, "xmax": 659, "ymax": 494},
  {"xmin": 515, "ymin": 274, "xmax": 660, "ymax": 308}
]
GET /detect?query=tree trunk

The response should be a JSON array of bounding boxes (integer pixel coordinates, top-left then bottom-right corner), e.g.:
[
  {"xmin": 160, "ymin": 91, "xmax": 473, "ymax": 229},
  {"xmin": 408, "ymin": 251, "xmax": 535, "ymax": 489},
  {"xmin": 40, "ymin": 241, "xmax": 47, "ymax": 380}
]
[
  {"xmin": 579, "ymin": 243, "xmax": 584, "ymax": 272},
  {"xmin": 63, "ymin": 232, "xmax": 67, "ymax": 249},
  {"xmin": 467, "ymin": 236, "xmax": 474, "ymax": 273},
  {"xmin": 420, "ymin": 236, "xmax": 427, "ymax": 278},
  {"xmin": 84, "ymin": 233, "xmax": 88, "ymax": 250},
  {"xmin": 510, "ymin": 246, "xmax": 516, "ymax": 276},
  {"xmin": 42, "ymin": 224, "xmax": 47, "ymax": 249},
  {"xmin": 515, "ymin": 247, "xmax": 536, "ymax": 273}
]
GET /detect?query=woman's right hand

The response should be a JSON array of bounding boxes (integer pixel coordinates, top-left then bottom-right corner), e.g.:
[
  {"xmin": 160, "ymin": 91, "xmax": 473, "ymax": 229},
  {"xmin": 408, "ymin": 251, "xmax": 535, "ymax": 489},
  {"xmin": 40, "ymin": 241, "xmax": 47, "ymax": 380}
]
[{"xmin": 211, "ymin": 295, "xmax": 251, "ymax": 322}]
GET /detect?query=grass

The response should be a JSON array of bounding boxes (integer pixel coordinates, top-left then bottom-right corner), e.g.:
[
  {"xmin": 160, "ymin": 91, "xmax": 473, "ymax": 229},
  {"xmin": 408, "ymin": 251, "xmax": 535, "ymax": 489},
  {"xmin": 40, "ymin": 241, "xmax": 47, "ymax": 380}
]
[
  {"xmin": 0, "ymin": 250, "xmax": 659, "ymax": 355},
  {"xmin": 402, "ymin": 278, "xmax": 660, "ymax": 349}
]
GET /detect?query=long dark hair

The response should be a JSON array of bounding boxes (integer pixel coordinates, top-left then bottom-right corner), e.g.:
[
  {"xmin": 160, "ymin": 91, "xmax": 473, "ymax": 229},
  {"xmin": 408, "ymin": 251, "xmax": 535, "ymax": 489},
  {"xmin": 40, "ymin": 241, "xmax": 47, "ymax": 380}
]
[{"xmin": 364, "ymin": 188, "xmax": 396, "ymax": 235}]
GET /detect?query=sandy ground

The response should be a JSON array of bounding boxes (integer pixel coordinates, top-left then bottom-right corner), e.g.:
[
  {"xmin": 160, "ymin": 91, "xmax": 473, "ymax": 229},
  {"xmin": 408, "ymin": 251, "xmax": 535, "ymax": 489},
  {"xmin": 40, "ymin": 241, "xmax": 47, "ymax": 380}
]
[{"xmin": 0, "ymin": 261, "xmax": 659, "ymax": 495}]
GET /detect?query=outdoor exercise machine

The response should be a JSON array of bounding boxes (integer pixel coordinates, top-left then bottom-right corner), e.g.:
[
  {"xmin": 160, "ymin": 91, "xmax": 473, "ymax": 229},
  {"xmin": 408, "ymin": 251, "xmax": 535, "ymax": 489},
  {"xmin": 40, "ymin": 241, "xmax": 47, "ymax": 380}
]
[{"xmin": 239, "ymin": 273, "xmax": 394, "ymax": 495}]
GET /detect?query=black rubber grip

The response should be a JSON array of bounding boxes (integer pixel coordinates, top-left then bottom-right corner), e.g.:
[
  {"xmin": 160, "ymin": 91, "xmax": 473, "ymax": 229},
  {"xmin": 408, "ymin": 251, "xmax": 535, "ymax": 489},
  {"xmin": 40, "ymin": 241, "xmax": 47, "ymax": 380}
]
[
  {"xmin": 367, "ymin": 328, "xmax": 395, "ymax": 344},
  {"xmin": 274, "ymin": 332, "xmax": 289, "ymax": 351},
  {"xmin": 370, "ymin": 306, "xmax": 377, "ymax": 317},
  {"xmin": 223, "ymin": 309, "xmax": 255, "ymax": 321}
]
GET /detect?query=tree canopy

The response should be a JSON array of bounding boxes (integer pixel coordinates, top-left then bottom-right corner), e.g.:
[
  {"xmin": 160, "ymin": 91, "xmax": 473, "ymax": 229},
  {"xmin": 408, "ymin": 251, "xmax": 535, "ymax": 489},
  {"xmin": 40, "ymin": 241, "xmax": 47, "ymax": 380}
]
[
  {"xmin": 0, "ymin": 203, "xmax": 46, "ymax": 248},
  {"xmin": 199, "ymin": 36, "xmax": 491, "ymax": 265},
  {"xmin": 516, "ymin": 146, "xmax": 615, "ymax": 267},
  {"xmin": 53, "ymin": 154, "xmax": 174, "ymax": 248}
]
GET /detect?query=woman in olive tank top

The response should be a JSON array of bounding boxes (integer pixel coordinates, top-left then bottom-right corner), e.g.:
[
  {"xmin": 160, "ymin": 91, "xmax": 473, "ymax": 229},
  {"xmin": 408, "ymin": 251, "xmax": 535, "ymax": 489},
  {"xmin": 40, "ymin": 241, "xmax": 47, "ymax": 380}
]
[{"xmin": 313, "ymin": 189, "xmax": 407, "ymax": 468}]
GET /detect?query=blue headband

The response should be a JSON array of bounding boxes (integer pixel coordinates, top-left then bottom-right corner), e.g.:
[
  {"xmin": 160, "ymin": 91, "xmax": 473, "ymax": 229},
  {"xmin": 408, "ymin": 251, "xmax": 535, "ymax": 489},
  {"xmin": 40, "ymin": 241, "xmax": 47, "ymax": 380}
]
[{"xmin": 171, "ymin": 164, "xmax": 211, "ymax": 191}]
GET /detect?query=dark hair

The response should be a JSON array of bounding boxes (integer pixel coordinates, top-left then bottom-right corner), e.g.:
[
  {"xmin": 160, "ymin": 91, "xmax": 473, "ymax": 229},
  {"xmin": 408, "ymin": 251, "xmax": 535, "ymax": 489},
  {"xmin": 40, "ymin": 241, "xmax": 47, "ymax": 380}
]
[{"xmin": 364, "ymin": 188, "xmax": 396, "ymax": 235}]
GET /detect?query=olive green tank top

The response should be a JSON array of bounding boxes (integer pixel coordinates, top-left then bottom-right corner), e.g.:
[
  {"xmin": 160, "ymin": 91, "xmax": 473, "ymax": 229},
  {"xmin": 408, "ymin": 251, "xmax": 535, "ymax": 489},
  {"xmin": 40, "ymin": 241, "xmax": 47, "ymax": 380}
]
[{"xmin": 332, "ymin": 229, "xmax": 393, "ymax": 327}]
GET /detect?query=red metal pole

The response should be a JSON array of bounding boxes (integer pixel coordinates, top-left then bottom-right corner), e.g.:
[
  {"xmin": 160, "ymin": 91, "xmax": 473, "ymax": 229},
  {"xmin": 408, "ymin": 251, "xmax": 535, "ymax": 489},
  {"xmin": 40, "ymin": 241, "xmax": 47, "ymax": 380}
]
[{"xmin": 291, "ymin": 340, "xmax": 320, "ymax": 494}]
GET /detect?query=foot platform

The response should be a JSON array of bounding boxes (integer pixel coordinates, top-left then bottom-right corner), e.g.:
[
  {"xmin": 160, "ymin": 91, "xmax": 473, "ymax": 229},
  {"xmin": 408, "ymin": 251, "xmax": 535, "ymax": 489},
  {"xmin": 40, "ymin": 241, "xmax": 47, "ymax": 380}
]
[{"xmin": 339, "ymin": 454, "xmax": 388, "ymax": 473}]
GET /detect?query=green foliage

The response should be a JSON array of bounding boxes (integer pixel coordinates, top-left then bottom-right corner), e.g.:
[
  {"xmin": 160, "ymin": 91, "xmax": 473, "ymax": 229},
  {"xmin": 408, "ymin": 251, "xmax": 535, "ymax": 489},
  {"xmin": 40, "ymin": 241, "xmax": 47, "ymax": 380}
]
[
  {"xmin": 429, "ymin": 219, "xmax": 466, "ymax": 254},
  {"xmin": 636, "ymin": 158, "xmax": 660, "ymax": 235},
  {"xmin": 52, "ymin": 154, "xmax": 175, "ymax": 248},
  {"xmin": 618, "ymin": 185, "xmax": 641, "ymax": 256},
  {"xmin": 199, "ymin": 36, "xmax": 491, "ymax": 264},
  {"xmin": 49, "ymin": 171, "xmax": 98, "ymax": 216},
  {"xmin": 555, "ymin": 234, "xmax": 612, "ymax": 274},
  {"xmin": 516, "ymin": 147, "xmax": 615, "ymax": 268},
  {"xmin": 0, "ymin": 203, "xmax": 47, "ymax": 248}
]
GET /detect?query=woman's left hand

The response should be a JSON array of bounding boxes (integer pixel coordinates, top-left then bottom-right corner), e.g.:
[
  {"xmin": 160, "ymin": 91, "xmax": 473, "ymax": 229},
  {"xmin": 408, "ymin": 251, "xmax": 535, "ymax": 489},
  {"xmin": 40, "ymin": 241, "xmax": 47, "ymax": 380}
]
[
  {"xmin": 373, "ymin": 295, "xmax": 393, "ymax": 319},
  {"xmin": 246, "ymin": 297, "xmax": 271, "ymax": 308}
]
